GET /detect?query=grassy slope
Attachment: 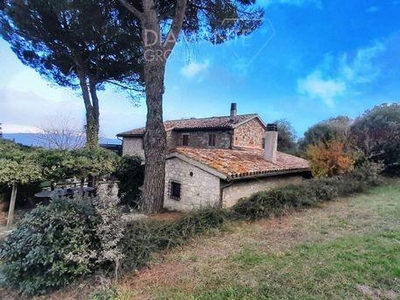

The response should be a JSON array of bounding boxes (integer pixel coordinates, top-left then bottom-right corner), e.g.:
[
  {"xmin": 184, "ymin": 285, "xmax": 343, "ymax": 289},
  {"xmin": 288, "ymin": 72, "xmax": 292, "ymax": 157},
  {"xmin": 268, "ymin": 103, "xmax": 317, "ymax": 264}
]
[{"xmin": 115, "ymin": 182, "xmax": 400, "ymax": 300}]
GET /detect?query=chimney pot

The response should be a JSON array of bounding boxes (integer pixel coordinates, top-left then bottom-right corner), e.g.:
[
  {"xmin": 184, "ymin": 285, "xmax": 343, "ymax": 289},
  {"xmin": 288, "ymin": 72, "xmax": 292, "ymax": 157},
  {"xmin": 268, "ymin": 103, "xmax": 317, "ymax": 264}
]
[{"xmin": 230, "ymin": 103, "xmax": 237, "ymax": 120}]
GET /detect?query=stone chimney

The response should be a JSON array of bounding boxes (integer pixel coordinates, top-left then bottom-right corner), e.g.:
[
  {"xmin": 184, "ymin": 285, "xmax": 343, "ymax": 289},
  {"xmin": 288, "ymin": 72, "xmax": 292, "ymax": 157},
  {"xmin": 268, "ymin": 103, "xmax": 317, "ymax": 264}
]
[
  {"xmin": 230, "ymin": 103, "xmax": 237, "ymax": 120},
  {"xmin": 264, "ymin": 123, "xmax": 278, "ymax": 163}
]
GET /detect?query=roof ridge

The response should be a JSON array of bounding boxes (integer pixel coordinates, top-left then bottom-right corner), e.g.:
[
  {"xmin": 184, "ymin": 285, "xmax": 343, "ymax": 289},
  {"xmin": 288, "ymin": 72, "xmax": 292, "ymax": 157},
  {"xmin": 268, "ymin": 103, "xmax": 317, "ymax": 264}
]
[{"xmin": 164, "ymin": 113, "xmax": 257, "ymax": 123}]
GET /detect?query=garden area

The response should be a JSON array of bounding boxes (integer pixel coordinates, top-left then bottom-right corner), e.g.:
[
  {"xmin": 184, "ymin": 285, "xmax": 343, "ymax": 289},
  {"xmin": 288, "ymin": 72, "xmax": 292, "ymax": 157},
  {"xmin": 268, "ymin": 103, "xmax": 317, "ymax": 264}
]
[{"xmin": 0, "ymin": 103, "xmax": 400, "ymax": 298}]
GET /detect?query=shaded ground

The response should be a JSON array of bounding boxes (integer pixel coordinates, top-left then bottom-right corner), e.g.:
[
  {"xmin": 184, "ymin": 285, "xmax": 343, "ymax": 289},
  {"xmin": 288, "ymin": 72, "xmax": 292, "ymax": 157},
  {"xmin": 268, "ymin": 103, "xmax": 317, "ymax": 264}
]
[{"xmin": 2, "ymin": 182, "xmax": 400, "ymax": 299}]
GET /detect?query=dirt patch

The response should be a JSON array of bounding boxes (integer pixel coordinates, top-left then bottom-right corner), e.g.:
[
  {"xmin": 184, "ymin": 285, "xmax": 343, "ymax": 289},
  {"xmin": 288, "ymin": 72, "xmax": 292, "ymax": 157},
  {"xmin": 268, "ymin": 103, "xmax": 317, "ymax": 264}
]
[{"xmin": 147, "ymin": 211, "xmax": 185, "ymax": 222}]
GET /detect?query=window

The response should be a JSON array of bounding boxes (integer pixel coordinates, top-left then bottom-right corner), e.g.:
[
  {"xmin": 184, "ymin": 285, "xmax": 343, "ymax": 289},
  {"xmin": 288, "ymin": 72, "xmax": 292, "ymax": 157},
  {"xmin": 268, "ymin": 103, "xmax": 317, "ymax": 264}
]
[
  {"xmin": 208, "ymin": 134, "xmax": 216, "ymax": 147},
  {"xmin": 170, "ymin": 181, "xmax": 181, "ymax": 200},
  {"xmin": 182, "ymin": 134, "xmax": 189, "ymax": 146},
  {"xmin": 262, "ymin": 138, "xmax": 265, "ymax": 149}
]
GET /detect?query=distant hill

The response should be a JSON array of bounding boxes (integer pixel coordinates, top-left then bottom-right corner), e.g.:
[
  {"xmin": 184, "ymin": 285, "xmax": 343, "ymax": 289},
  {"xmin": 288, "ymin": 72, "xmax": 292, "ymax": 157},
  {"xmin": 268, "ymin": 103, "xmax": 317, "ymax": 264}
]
[{"xmin": 2, "ymin": 133, "xmax": 121, "ymax": 148}]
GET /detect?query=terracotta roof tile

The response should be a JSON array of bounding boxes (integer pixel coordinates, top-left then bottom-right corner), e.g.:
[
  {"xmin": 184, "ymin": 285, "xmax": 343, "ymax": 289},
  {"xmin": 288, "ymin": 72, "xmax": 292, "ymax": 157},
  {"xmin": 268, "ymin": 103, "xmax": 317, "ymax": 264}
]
[
  {"xmin": 170, "ymin": 147, "xmax": 310, "ymax": 179},
  {"xmin": 117, "ymin": 114, "xmax": 260, "ymax": 137}
]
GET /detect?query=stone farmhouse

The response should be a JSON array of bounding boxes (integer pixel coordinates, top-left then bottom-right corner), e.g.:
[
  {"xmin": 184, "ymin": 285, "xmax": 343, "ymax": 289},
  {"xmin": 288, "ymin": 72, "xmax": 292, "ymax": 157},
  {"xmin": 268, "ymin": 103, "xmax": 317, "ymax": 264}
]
[{"xmin": 117, "ymin": 104, "xmax": 310, "ymax": 211}]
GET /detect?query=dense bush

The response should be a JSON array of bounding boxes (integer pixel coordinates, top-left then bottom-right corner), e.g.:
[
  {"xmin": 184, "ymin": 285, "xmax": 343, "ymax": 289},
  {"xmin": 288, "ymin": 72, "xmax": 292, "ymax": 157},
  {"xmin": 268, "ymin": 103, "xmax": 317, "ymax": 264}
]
[
  {"xmin": 113, "ymin": 156, "xmax": 144, "ymax": 208},
  {"xmin": 232, "ymin": 162, "xmax": 383, "ymax": 220},
  {"xmin": 0, "ymin": 199, "xmax": 98, "ymax": 295},
  {"xmin": 120, "ymin": 208, "xmax": 230, "ymax": 270},
  {"xmin": 0, "ymin": 162, "xmax": 384, "ymax": 295},
  {"xmin": 0, "ymin": 195, "xmax": 124, "ymax": 295},
  {"xmin": 350, "ymin": 103, "xmax": 400, "ymax": 175}
]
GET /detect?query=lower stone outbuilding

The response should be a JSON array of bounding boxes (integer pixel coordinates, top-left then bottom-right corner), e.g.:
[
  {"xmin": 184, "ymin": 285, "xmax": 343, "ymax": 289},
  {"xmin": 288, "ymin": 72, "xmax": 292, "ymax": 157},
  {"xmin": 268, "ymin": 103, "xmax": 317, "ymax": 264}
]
[{"xmin": 164, "ymin": 146, "xmax": 310, "ymax": 212}]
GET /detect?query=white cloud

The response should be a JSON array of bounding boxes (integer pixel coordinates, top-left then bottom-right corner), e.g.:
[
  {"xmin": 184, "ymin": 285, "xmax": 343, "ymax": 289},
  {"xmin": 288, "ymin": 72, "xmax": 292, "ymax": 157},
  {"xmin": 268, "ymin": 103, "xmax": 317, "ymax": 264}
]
[
  {"xmin": 339, "ymin": 43, "xmax": 385, "ymax": 84},
  {"xmin": 180, "ymin": 60, "xmax": 210, "ymax": 79},
  {"xmin": 297, "ymin": 42, "xmax": 386, "ymax": 107},
  {"xmin": 258, "ymin": 0, "xmax": 322, "ymax": 8},
  {"xmin": 298, "ymin": 71, "xmax": 346, "ymax": 107},
  {"xmin": 1, "ymin": 124, "xmax": 43, "ymax": 134}
]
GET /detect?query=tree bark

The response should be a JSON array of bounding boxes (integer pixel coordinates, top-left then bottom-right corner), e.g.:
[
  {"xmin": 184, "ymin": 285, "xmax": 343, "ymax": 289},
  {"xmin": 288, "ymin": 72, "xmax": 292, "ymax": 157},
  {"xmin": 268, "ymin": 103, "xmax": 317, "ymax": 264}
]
[
  {"xmin": 120, "ymin": 0, "xmax": 187, "ymax": 214},
  {"xmin": 141, "ymin": 59, "xmax": 167, "ymax": 213},
  {"xmin": 139, "ymin": 0, "xmax": 168, "ymax": 214},
  {"xmin": 77, "ymin": 69, "xmax": 100, "ymax": 149},
  {"xmin": 7, "ymin": 183, "xmax": 17, "ymax": 227},
  {"xmin": 88, "ymin": 77, "xmax": 100, "ymax": 149}
]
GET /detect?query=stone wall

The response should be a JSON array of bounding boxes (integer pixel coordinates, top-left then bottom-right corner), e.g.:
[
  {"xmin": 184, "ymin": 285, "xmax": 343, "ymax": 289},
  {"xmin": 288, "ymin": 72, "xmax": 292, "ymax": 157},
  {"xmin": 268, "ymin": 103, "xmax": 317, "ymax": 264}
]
[
  {"xmin": 122, "ymin": 137, "xmax": 145, "ymax": 160},
  {"xmin": 171, "ymin": 130, "xmax": 232, "ymax": 149},
  {"xmin": 164, "ymin": 157, "xmax": 221, "ymax": 211},
  {"xmin": 222, "ymin": 175, "xmax": 304, "ymax": 207},
  {"xmin": 233, "ymin": 118, "xmax": 265, "ymax": 148}
]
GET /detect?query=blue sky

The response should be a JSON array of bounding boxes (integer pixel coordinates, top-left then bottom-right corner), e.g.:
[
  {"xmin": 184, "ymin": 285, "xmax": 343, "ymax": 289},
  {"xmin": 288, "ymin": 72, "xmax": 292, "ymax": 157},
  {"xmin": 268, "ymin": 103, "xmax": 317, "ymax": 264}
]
[{"xmin": 0, "ymin": 0, "xmax": 399, "ymax": 140}]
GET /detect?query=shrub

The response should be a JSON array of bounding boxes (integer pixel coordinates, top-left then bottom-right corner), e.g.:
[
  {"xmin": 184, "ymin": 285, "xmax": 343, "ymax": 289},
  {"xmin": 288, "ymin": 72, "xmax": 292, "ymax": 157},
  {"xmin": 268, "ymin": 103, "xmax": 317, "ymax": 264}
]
[
  {"xmin": 233, "ymin": 163, "xmax": 383, "ymax": 220},
  {"xmin": 120, "ymin": 208, "xmax": 230, "ymax": 270},
  {"xmin": 0, "ymin": 199, "xmax": 98, "ymax": 295},
  {"xmin": 306, "ymin": 140, "xmax": 356, "ymax": 178},
  {"xmin": 113, "ymin": 156, "xmax": 144, "ymax": 208},
  {"xmin": 0, "ymin": 194, "xmax": 124, "ymax": 295}
]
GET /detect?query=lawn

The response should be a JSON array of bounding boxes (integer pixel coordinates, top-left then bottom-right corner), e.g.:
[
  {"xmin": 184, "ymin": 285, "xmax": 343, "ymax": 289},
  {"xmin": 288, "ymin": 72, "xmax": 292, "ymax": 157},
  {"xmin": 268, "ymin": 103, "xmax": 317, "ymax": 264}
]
[
  {"xmin": 114, "ymin": 182, "xmax": 400, "ymax": 300},
  {"xmin": 20, "ymin": 181, "xmax": 400, "ymax": 299}
]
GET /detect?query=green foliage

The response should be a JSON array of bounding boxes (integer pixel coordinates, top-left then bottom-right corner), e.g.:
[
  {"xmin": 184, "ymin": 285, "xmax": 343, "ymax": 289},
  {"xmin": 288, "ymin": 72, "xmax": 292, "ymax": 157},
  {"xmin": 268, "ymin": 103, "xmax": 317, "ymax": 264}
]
[
  {"xmin": 350, "ymin": 103, "xmax": 400, "ymax": 174},
  {"xmin": 232, "ymin": 163, "xmax": 383, "ymax": 220},
  {"xmin": 299, "ymin": 116, "xmax": 351, "ymax": 151},
  {"xmin": 89, "ymin": 287, "xmax": 118, "ymax": 300},
  {"xmin": 275, "ymin": 119, "xmax": 298, "ymax": 154},
  {"xmin": 120, "ymin": 208, "xmax": 230, "ymax": 271},
  {"xmin": 0, "ymin": 140, "xmax": 41, "ymax": 186},
  {"xmin": 113, "ymin": 156, "xmax": 144, "ymax": 208},
  {"xmin": 35, "ymin": 149, "xmax": 75, "ymax": 184},
  {"xmin": 66, "ymin": 147, "xmax": 119, "ymax": 180},
  {"xmin": 119, "ymin": 163, "xmax": 383, "ymax": 273},
  {"xmin": 0, "ymin": 199, "xmax": 98, "ymax": 295},
  {"xmin": 0, "ymin": 194, "xmax": 124, "ymax": 295}
]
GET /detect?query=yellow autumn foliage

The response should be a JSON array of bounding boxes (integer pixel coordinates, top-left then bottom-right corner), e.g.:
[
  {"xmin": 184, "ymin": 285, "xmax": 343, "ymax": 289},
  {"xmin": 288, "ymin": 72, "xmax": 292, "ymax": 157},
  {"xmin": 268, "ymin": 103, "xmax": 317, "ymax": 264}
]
[{"xmin": 306, "ymin": 140, "xmax": 355, "ymax": 178}]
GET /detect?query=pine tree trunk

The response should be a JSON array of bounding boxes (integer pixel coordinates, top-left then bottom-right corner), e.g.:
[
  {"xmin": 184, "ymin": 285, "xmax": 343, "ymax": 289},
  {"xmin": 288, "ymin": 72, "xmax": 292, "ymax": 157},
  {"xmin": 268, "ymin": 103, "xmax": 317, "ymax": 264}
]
[
  {"xmin": 77, "ymin": 69, "xmax": 100, "ymax": 149},
  {"xmin": 85, "ymin": 106, "xmax": 99, "ymax": 149},
  {"xmin": 7, "ymin": 183, "xmax": 17, "ymax": 227},
  {"xmin": 88, "ymin": 78, "xmax": 100, "ymax": 149},
  {"xmin": 140, "ymin": 56, "xmax": 167, "ymax": 214}
]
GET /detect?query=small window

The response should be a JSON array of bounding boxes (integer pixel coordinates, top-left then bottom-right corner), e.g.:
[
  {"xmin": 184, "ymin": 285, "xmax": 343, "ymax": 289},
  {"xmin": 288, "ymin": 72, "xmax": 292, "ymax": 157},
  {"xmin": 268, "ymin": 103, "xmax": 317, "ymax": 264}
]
[
  {"xmin": 170, "ymin": 181, "xmax": 181, "ymax": 200},
  {"xmin": 182, "ymin": 134, "xmax": 189, "ymax": 146},
  {"xmin": 208, "ymin": 134, "xmax": 216, "ymax": 147},
  {"xmin": 262, "ymin": 138, "xmax": 265, "ymax": 149}
]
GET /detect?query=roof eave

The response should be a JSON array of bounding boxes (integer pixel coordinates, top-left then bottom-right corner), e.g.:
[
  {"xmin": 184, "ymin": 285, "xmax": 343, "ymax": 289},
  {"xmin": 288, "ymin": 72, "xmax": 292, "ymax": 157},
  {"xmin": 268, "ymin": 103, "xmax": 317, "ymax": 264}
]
[
  {"xmin": 116, "ymin": 133, "xmax": 144, "ymax": 138},
  {"xmin": 227, "ymin": 168, "xmax": 311, "ymax": 181}
]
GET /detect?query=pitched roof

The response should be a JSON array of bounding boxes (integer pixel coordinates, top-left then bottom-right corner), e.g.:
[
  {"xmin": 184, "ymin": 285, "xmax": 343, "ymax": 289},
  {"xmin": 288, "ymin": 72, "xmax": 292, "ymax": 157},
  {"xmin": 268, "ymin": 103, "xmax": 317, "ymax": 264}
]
[
  {"xmin": 167, "ymin": 147, "xmax": 310, "ymax": 180},
  {"xmin": 117, "ymin": 114, "xmax": 263, "ymax": 137}
]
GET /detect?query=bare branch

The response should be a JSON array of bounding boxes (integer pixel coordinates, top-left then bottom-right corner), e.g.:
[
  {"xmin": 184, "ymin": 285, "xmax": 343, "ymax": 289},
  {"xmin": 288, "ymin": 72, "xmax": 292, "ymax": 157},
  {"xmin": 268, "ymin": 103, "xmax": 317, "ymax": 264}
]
[
  {"xmin": 119, "ymin": 0, "xmax": 143, "ymax": 20},
  {"xmin": 104, "ymin": 80, "xmax": 144, "ymax": 92},
  {"xmin": 162, "ymin": 0, "xmax": 187, "ymax": 54}
]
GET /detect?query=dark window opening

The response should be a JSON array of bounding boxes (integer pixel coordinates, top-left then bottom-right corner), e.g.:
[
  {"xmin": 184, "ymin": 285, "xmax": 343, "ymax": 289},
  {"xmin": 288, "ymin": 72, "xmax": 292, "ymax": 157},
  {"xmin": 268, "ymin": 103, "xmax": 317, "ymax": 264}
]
[
  {"xmin": 262, "ymin": 138, "xmax": 265, "ymax": 149},
  {"xmin": 170, "ymin": 181, "xmax": 181, "ymax": 200},
  {"xmin": 208, "ymin": 134, "xmax": 216, "ymax": 146},
  {"xmin": 182, "ymin": 134, "xmax": 189, "ymax": 146}
]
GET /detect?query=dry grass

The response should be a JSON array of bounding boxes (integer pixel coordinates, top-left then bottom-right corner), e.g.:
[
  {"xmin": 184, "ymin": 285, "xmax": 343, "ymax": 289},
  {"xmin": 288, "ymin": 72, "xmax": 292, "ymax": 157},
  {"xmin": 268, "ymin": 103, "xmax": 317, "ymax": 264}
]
[
  {"xmin": 2, "ymin": 181, "xmax": 400, "ymax": 299},
  {"xmin": 115, "ymin": 182, "xmax": 400, "ymax": 299}
]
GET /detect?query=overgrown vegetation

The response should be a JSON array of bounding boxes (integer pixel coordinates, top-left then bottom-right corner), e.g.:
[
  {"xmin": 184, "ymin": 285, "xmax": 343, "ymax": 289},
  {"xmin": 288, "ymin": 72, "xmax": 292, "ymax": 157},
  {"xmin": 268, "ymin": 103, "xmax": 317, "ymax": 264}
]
[
  {"xmin": 0, "ymin": 157, "xmax": 387, "ymax": 296},
  {"xmin": 119, "ymin": 162, "xmax": 383, "ymax": 273},
  {"xmin": 0, "ymin": 195, "xmax": 123, "ymax": 295},
  {"xmin": 350, "ymin": 103, "xmax": 400, "ymax": 175},
  {"xmin": 141, "ymin": 183, "xmax": 400, "ymax": 299},
  {"xmin": 113, "ymin": 156, "xmax": 144, "ymax": 208}
]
